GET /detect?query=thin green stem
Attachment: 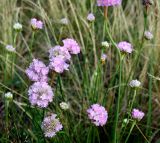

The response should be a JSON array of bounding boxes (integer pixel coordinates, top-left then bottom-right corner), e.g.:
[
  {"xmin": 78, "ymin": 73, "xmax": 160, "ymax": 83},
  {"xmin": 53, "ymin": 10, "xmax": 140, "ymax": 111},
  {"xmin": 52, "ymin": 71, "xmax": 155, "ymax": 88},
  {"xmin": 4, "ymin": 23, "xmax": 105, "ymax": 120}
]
[
  {"xmin": 125, "ymin": 121, "xmax": 136, "ymax": 143},
  {"xmin": 129, "ymin": 89, "xmax": 137, "ymax": 113},
  {"xmin": 29, "ymin": 32, "xmax": 35, "ymax": 59},
  {"xmin": 113, "ymin": 56, "xmax": 123, "ymax": 143}
]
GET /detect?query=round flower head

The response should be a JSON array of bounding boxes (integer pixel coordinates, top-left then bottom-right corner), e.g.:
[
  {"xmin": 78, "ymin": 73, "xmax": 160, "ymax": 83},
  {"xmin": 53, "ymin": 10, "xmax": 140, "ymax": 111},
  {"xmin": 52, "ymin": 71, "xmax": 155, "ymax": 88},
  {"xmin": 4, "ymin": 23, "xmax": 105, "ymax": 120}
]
[
  {"xmin": 97, "ymin": 0, "xmax": 121, "ymax": 6},
  {"xmin": 49, "ymin": 56, "xmax": 69, "ymax": 73},
  {"xmin": 62, "ymin": 38, "xmax": 80, "ymax": 54},
  {"xmin": 28, "ymin": 82, "xmax": 54, "ymax": 108},
  {"xmin": 117, "ymin": 41, "xmax": 133, "ymax": 54},
  {"xmin": 87, "ymin": 13, "xmax": 95, "ymax": 22},
  {"xmin": 41, "ymin": 114, "xmax": 63, "ymax": 138},
  {"xmin": 129, "ymin": 79, "xmax": 141, "ymax": 88},
  {"xmin": 49, "ymin": 45, "xmax": 71, "ymax": 61},
  {"xmin": 132, "ymin": 109, "xmax": 145, "ymax": 121},
  {"xmin": 13, "ymin": 22, "xmax": 22, "ymax": 31},
  {"xmin": 144, "ymin": 31, "xmax": 153, "ymax": 40},
  {"xmin": 5, "ymin": 45, "xmax": 15, "ymax": 52},
  {"xmin": 5, "ymin": 92, "xmax": 13, "ymax": 100},
  {"xmin": 101, "ymin": 53, "xmax": 107, "ymax": 64},
  {"xmin": 25, "ymin": 59, "xmax": 49, "ymax": 82},
  {"xmin": 87, "ymin": 104, "xmax": 108, "ymax": 126},
  {"xmin": 31, "ymin": 18, "xmax": 43, "ymax": 30},
  {"xmin": 102, "ymin": 41, "xmax": 110, "ymax": 48},
  {"xmin": 60, "ymin": 18, "xmax": 69, "ymax": 25},
  {"xmin": 60, "ymin": 102, "xmax": 70, "ymax": 110}
]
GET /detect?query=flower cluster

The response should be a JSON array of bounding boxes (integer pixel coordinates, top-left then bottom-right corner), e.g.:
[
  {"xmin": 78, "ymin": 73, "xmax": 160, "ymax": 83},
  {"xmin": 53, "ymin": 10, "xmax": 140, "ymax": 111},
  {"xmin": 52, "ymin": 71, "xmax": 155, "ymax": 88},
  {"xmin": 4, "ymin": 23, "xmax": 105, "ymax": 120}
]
[
  {"xmin": 144, "ymin": 31, "xmax": 153, "ymax": 40},
  {"xmin": 60, "ymin": 18, "xmax": 69, "ymax": 25},
  {"xmin": 41, "ymin": 114, "xmax": 63, "ymax": 137},
  {"xmin": 97, "ymin": 0, "xmax": 121, "ymax": 6},
  {"xmin": 13, "ymin": 22, "xmax": 22, "ymax": 31},
  {"xmin": 87, "ymin": 13, "xmax": 95, "ymax": 22},
  {"xmin": 132, "ymin": 108, "xmax": 145, "ymax": 121},
  {"xmin": 87, "ymin": 104, "xmax": 108, "ymax": 126},
  {"xmin": 5, "ymin": 92, "xmax": 13, "ymax": 101},
  {"xmin": 31, "ymin": 18, "xmax": 43, "ymax": 30},
  {"xmin": 60, "ymin": 102, "xmax": 70, "ymax": 110},
  {"xmin": 5, "ymin": 45, "xmax": 15, "ymax": 52},
  {"xmin": 49, "ymin": 38, "xmax": 80, "ymax": 73},
  {"xmin": 117, "ymin": 41, "xmax": 133, "ymax": 54},
  {"xmin": 129, "ymin": 79, "xmax": 141, "ymax": 88},
  {"xmin": 28, "ymin": 82, "xmax": 54, "ymax": 108},
  {"xmin": 26, "ymin": 59, "xmax": 49, "ymax": 82}
]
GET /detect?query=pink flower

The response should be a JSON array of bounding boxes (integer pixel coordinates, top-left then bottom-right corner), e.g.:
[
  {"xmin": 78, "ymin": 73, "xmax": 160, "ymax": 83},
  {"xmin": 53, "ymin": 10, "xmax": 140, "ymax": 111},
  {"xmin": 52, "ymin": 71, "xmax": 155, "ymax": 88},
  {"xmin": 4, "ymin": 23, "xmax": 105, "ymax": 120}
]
[
  {"xmin": 97, "ymin": 0, "xmax": 121, "ymax": 6},
  {"xmin": 117, "ymin": 41, "xmax": 133, "ymax": 54},
  {"xmin": 87, "ymin": 13, "xmax": 95, "ymax": 22},
  {"xmin": 49, "ymin": 56, "xmax": 69, "ymax": 73},
  {"xmin": 62, "ymin": 38, "xmax": 80, "ymax": 54},
  {"xmin": 28, "ymin": 82, "xmax": 54, "ymax": 108},
  {"xmin": 87, "ymin": 104, "xmax": 108, "ymax": 126},
  {"xmin": 31, "ymin": 18, "xmax": 43, "ymax": 30},
  {"xmin": 41, "ymin": 114, "xmax": 63, "ymax": 138},
  {"xmin": 49, "ymin": 45, "xmax": 71, "ymax": 61},
  {"xmin": 132, "ymin": 109, "xmax": 145, "ymax": 121},
  {"xmin": 25, "ymin": 59, "xmax": 49, "ymax": 82}
]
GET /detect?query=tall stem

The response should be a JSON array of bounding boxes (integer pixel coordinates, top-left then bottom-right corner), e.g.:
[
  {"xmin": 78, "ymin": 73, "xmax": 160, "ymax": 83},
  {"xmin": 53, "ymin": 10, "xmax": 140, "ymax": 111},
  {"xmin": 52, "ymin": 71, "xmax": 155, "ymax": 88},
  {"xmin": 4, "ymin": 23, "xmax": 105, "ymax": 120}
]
[
  {"xmin": 113, "ymin": 56, "xmax": 123, "ymax": 143},
  {"xmin": 125, "ymin": 121, "xmax": 136, "ymax": 143},
  {"xmin": 104, "ymin": 6, "xmax": 108, "ymax": 19}
]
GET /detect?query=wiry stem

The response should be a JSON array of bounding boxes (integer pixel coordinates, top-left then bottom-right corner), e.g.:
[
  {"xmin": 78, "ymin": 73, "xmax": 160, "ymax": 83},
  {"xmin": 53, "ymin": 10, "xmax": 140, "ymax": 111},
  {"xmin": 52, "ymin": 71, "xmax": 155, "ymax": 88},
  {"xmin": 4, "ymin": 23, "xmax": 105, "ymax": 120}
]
[{"xmin": 104, "ymin": 6, "xmax": 108, "ymax": 19}]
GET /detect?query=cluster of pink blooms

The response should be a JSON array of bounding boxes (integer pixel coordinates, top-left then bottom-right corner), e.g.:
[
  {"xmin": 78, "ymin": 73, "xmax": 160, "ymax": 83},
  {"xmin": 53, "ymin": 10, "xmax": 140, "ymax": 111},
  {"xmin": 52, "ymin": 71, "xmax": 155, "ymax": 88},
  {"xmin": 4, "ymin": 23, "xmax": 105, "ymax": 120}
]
[
  {"xmin": 30, "ymin": 18, "xmax": 43, "ymax": 30},
  {"xmin": 25, "ymin": 59, "xmax": 49, "ymax": 82},
  {"xmin": 28, "ymin": 82, "xmax": 54, "ymax": 108},
  {"xmin": 132, "ymin": 108, "xmax": 145, "ymax": 121},
  {"xmin": 49, "ymin": 38, "xmax": 80, "ymax": 73},
  {"xmin": 41, "ymin": 114, "xmax": 63, "ymax": 137},
  {"xmin": 97, "ymin": 0, "xmax": 121, "ymax": 6},
  {"xmin": 87, "ymin": 104, "xmax": 108, "ymax": 126},
  {"xmin": 117, "ymin": 41, "xmax": 133, "ymax": 54}
]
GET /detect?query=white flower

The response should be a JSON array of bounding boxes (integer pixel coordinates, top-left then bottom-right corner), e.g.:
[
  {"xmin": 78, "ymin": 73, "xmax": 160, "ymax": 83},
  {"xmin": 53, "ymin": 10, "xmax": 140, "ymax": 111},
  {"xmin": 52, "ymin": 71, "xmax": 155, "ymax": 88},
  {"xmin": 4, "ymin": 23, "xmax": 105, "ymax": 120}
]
[
  {"xmin": 87, "ymin": 13, "xmax": 95, "ymax": 22},
  {"xmin": 13, "ymin": 22, "xmax": 22, "ymax": 31},
  {"xmin": 60, "ymin": 18, "xmax": 69, "ymax": 25},
  {"xmin": 5, "ymin": 92, "xmax": 13, "ymax": 100},
  {"xmin": 60, "ymin": 102, "xmax": 70, "ymax": 110},
  {"xmin": 101, "ymin": 41, "xmax": 109, "ymax": 48},
  {"xmin": 144, "ymin": 31, "xmax": 153, "ymax": 40},
  {"xmin": 5, "ymin": 45, "xmax": 15, "ymax": 52},
  {"xmin": 129, "ymin": 79, "xmax": 141, "ymax": 88}
]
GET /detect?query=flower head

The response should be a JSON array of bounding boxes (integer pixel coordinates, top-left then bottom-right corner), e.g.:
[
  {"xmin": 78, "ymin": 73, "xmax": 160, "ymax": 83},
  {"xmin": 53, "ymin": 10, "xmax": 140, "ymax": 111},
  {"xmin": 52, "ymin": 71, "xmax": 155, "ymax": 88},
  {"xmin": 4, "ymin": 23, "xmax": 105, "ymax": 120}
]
[
  {"xmin": 26, "ymin": 59, "xmax": 49, "ymax": 82},
  {"xmin": 132, "ymin": 108, "xmax": 145, "ymax": 121},
  {"xmin": 87, "ymin": 13, "xmax": 95, "ymax": 22},
  {"xmin": 31, "ymin": 18, "xmax": 43, "ymax": 30},
  {"xmin": 41, "ymin": 114, "xmax": 63, "ymax": 138},
  {"xmin": 117, "ymin": 41, "xmax": 133, "ymax": 54},
  {"xmin": 5, "ymin": 45, "xmax": 15, "ymax": 52},
  {"xmin": 49, "ymin": 56, "xmax": 69, "ymax": 73},
  {"xmin": 49, "ymin": 46, "xmax": 71, "ymax": 61},
  {"xmin": 60, "ymin": 18, "xmax": 69, "ymax": 25},
  {"xmin": 87, "ymin": 104, "xmax": 108, "ymax": 126},
  {"xmin": 62, "ymin": 38, "xmax": 80, "ymax": 54},
  {"xmin": 97, "ymin": 0, "xmax": 121, "ymax": 6},
  {"xmin": 144, "ymin": 31, "xmax": 153, "ymax": 40},
  {"xmin": 28, "ymin": 82, "xmax": 54, "ymax": 108},
  {"xmin": 129, "ymin": 80, "xmax": 141, "ymax": 88},
  {"xmin": 5, "ymin": 92, "xmax": 13, "ymax": 100},
  {"xmin": 60, "ymin": 102, "xmax": 70, "ymax": 110},
  {"xmin": 13, "ymin": 22, "xmax": 22, "ymax": 31},
  {"xmin": 102, "ymin": 41, "xmax": 110, "ymax": 48},
  {"xmin": 101, "ymin": 53, "xmax": 107, "ymax": 64}
]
